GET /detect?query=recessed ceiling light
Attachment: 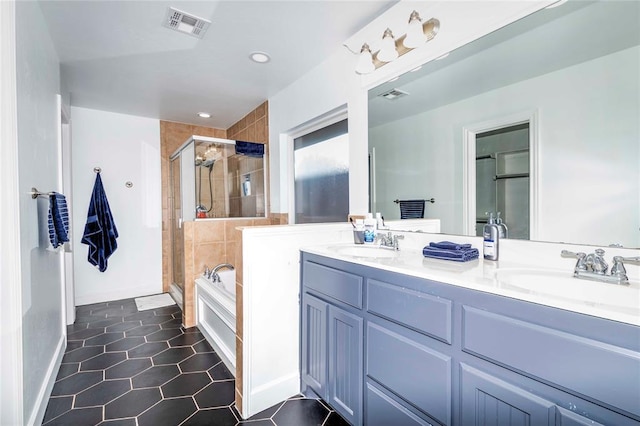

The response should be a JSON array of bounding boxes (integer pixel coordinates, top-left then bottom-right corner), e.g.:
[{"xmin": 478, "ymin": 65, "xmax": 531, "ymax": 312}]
[
  {"xmin": 197, "ymin": 112, "xmax": 211, "ymax": 118},
  {"xmin": 250, "ymin": 52, "xmax": 271, "ymax": 63}
]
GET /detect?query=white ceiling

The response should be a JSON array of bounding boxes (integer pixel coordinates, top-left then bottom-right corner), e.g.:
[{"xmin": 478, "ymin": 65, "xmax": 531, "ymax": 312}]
[{"xmin": 38, "ymin": 0, "xmax": 396, "ymax": 129}]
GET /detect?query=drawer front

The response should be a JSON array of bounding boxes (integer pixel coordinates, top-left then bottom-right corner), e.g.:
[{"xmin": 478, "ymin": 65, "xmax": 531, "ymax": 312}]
[
  {"xmin": 366, "ymin": 382, "xmax": 434, "ymax": 426},
  {"xmin": 462, "ymin": 306, "xmax": 640, "ymax": 418},
  {"xmin": 366, "ymin": 322, "xmax": 451, "ymax": 425},
  {"xmin": 303, "ymin": 261, "xmax": 362, "ymax": 309},
  {"xmin": 367, "ymin": 279, "xmax": 452, "ymax": 343}
]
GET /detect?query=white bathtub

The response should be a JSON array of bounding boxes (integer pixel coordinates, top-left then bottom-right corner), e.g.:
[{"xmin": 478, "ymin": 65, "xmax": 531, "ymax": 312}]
[{"xmin": 195, "ymin": 269, "xmax": 236, "ymax": 375}]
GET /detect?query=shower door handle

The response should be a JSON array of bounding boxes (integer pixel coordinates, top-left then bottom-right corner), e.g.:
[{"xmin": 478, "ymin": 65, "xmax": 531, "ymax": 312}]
[{"xmin": 178, "ymin": 217, "xmax": 183, "ymax": 229}]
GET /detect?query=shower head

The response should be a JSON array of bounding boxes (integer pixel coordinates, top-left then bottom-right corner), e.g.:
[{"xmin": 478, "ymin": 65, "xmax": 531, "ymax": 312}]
[{"xmin": 201, "ymin": 159, "xmax": 215, "ymax": 168}]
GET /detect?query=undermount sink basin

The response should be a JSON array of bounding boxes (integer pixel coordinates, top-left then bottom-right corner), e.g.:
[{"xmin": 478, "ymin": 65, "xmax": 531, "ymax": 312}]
[
  {"xmin": 494, "ymin": 268, "xmax": 640, "ymax": 310},
  {"xmin": 332, "ymin": 245, "xmax": 398, "ymax": 259}
]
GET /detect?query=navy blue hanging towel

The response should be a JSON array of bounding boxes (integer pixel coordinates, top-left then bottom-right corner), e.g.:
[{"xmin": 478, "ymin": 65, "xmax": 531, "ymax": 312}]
[
  {"xmin": 235, "ymin": 141, "xmax": 265, "ymax": 157},
  {"xmin": 48, "ymin": 192, "xmax": 70, "ymax": 248},
  {"xmin": 81, "ymin": 173, "xmax": 118, "ymax": 272}
]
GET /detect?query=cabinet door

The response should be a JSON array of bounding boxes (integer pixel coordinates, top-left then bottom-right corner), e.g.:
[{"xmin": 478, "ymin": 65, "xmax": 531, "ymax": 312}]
[
  {"xmin": 301, "ymin": 294, "xmax": 328, "ymax": 397},
  {"xmin": 328, "ymin": 305, "xmax": 363, "ymax": 426},
  {"xmin": 461, "ymin": 364, "xmax": 556, "ymax": 426}
]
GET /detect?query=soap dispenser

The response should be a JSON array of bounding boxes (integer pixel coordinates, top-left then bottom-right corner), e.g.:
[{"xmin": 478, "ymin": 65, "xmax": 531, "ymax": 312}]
[
  {"xmin": 483, "ymin": 212, "xmax": 500, "ymax": 261},
  {"xmin": 495, "ymin": 212, "xmax": 508, "ymax": 239}
]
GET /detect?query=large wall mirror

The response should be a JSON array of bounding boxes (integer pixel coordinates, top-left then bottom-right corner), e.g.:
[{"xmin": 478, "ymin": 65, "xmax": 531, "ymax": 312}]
[{"xmin": 368, "ymin": 0, "xmax": 639, "ymax": 248}]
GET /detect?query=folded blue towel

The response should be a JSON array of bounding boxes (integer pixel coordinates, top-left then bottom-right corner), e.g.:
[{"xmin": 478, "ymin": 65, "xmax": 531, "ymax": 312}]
[
  {"xmin": 235, "ymin": 141, "xmax": 265, "ymax": 157},
  {"xmin": 81, "ymin": 173, "xmax": 118, "ymax": 272},
  {"xmin": 48, "ymin": 192, "xmax": 70, "ymax": 248},
  {"xmin": 423, "ymin": 246, "xmax": 479, "ymax": 262},
  {"xmin": 429, "ymin": 241, "xmax": 472, "ymax": 251}
]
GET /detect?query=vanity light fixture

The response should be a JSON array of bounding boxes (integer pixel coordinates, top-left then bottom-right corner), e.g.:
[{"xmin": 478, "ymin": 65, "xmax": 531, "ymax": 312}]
[
  {"xmin": 403, "ymin": 11, "xmax": 427, "ymax": 49},
  {"xmin": 249, "ymin": 52, "xmax": 271, "ymax": 63},
  {"xmin": 355, "ymin": 44, "xmax": 376, "ymax": 75},
  {"xmin": 377, "ymin": 28, "xmax": 399, "ymax": 62},
  {"xmin": 197, "ymin": 112, "xmax": 211, "ymax": 118},
  {"xmin": 348, "ymin": 11, "xmax": 440, "ymax": 75}
]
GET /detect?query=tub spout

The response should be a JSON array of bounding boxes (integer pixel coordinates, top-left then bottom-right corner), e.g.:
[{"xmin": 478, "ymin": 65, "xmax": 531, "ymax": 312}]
[{"xmin": 211, "ymin": 263, "xmax": 235, "ymax": 283}]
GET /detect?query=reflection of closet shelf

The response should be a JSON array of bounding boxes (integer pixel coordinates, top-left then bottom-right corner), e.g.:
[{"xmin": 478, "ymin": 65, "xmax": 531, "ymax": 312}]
[{"xmin": 494, "ymin": 172, "xmax": 529, "ymax": 181}]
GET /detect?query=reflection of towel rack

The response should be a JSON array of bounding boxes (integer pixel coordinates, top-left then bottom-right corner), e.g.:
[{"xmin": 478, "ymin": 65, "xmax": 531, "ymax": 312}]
[
  {"xmin": 393, "ymin": 198, "xmax": 435, "ymax": 204},
  {"xmin": 395, "ymin": 198, "xmax": 434, "ymax": 219},
  {"xmin": 30, "ymin": 187, "xmax": 55, "ymax": 199}
]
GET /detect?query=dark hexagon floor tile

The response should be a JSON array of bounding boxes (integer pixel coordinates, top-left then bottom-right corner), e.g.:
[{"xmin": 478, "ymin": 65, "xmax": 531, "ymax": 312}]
[
  {"xmin": 55, "ymin": 363, "xmax": 80, "ymax": 381},
  {"xmin": 67, "ymin": 328, "xmax": 104, "ymax": 341},
  {"xmin": 105, "ymin": 358, "xmax": 152, "ymax": 379},
  {"xmin": 160, "ymin": 318, "xmax": 183, "ymax": 329},
  {"xmin": 123, "ymin": 311, "xmax": 156, "ymax": 322},
  {"xmin": 180, "ymin": 352, "xmax": 221, "ymax": 373},
  {"xmin": 182, "ymin": 326, "xmax": 201, "ymax": 334},
  {"xmin": 145, "ymin": 328, "xmax": 183, "ymax": 342},
  {"xmin": 75, "ymin": 379, "xmax": 131, "ymax": 407},
  {"xmin": 272, "ymin": 399, "xmax": 330, "ymax": 426},
  {"xmin": 127, "ymin": 341, "xmax": 168, "ymax": 358},
  {"xmin": 152, "ymin": 305, "xmax": 180, "ymax": 316},
  {"xmin": 67, "ymin": 322, "xmax": 89, "ymax": 333},
  {"xmin": 161, "ymin": 371, "xmax": 211, "ymax": 398},
  {"xmin": 132, "ymin": 364, "xmax": 180, "ymax": 388},
  {"xmin": 182, "ymin": 407, "xmax": 238, "ymax": 426},
  {"xmin": 141, "ymin": 314, "xmax": 173, "ymax": 325},
  {"xmin": 125, "ymin": 324, "xmax": 161, "ymax": 337},
  {"xmin": 245, "ymin": 400, "xmax": 283, "ymax": 421},
  {"xmin": 105, "ymin": 321, "xmax": 142, "ymax": 333},
  {"xmin": 208, "ymin": 362, "xmax": 234, "ymax": 381},
  {"xmin": 42, "ymin": 396, "xmax": 73, "ymax": 423},
  {"xmin": 87, "ymin": 317, "xmax": 124, "ymax": 328},
  {"xmin": 169, "ymin": 332, "xmax": 204, "ymax": 347},
  {"xmin": 192, "ymin": 340, "xmax": 214, "ymax": 353},
  {"xmin": 194, "ymin": 380, "xmax": 235, "ymax": 408},
  {"xmin": 43, "ymin": 407, "xmax": 102, "ymax": 426},
  {"xmin": 99, "ymin": 418, "xmax": 137, "ymax": 425},
  {"xmin": 152, "ymin": 346, "xmax": 194, "ymax": 365},
  {"xmin": 323, "ymin": 410, "xmax": 351, "ymax": 426},
  {"xmin": 106, "ymin": 336, "xmax": 145, "ymax": 352},
  {"xmin": 80, "ymin": 352, "xmax": 127, "ymax": 371},
  {"xmin": 51, "ymin": 371, "xmax": 103, "ymax": 396},
  {"xmin": 136, "ymin": 397, "xmax": 197, "ymax": 426},
  {"xmin": 62, "ymin": 345, "xmax": 104, "ymax": 363},
  {"xmin": 104, "ymin": 388, "xmax": 162, "ymax": 419},
  {"xmin": 85, "ymin": 332, "xmax": 125, "ymax": 346},
  {"xmin": 65, "ymin": 341, "xmax": 84, "ymax": 352},
  {"xmin": 238, "ymin": 420, "xmax": 275, "ymax": 426}
]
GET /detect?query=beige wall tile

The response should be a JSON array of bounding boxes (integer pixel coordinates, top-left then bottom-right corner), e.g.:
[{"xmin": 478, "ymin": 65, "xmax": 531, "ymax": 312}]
[
  {"xmin": 194, "ymin": 242, "xmax": 226, "ymax": 274},
  {"xmin": 194, "ymin": 220, "xmax": 226, "ymax": 243}
]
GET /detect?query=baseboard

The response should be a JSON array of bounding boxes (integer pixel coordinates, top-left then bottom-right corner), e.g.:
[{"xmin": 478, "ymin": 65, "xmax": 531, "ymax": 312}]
[
  {"xmin": 28, "ymin": 334, "xmax": 65, "ymax": 426},
  {"xmin": 244, "ymin": 371, "xmax": 300, "ymax": 419},
  {"xmin": 75, "ymin": 284, "xmax": 162, "ymax": 306}
]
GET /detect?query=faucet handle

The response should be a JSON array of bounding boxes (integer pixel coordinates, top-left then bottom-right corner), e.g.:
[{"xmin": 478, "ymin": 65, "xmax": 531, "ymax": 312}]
[{"xmin": 561, "ymin": 250, "xmax": 587, "ymax": 272}]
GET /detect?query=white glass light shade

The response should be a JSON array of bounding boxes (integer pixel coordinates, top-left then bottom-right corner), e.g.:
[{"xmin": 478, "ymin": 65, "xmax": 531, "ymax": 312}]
[
  {"xmin": 355, "ymin": 44, "xmax": 375, "ymax": 75},
  {"xmin": 403, "ymin": 12, "xmax": 426, "ymax": 49},
  {"xmin": 377, "ymin": 28, "xmax": 398, "ymax": 63}
]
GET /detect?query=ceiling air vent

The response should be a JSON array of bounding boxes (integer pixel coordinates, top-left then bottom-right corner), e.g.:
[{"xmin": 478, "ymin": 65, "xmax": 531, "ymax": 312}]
[
  {"xmin": 163, "ymin": 7, "xmax": 211, "ymax": 39},
  {"xmin": 379, "ymin": 89, "xmax": 409, "ymax": 100}
]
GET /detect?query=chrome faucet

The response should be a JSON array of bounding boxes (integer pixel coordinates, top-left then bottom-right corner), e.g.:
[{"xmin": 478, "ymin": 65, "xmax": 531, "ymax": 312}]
[
  {"xmin": 210, "ymin": 263, "xmax": 235, "ymax": 283},
  {"xmin": 377, "ymin": 232, "xmax": 404, "ymax": 251},
  {"xmin": 561, "ymin": 249, "xmax": 639, "ymax": 285}
]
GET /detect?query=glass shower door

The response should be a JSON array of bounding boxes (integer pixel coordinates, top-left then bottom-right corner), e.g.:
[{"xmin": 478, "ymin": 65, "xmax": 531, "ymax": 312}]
[{"xmin": 170, "ymin": 157, "xmax": 184, "ymax": 292}]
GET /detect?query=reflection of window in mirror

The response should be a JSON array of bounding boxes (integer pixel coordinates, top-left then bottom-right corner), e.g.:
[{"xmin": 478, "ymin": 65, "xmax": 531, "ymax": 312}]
[
  {"xmin": 294, "ymin": 119, "xmax": 349, "ymax": 224},
  {"xmin": 475, "ymin": 123, "xmax": 530, "ymax": 240}
]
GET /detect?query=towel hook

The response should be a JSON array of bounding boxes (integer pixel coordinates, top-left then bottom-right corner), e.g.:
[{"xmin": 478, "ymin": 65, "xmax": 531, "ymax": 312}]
[{"xmin": 94, "ymin": 167, "xmax": 101, "ymax": 173}]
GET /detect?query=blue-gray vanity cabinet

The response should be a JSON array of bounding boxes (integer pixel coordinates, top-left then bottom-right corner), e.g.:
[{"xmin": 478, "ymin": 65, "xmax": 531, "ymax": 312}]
[{"xmin": 300, "ymin": 252, "xmax": 640, "ymax": 426}]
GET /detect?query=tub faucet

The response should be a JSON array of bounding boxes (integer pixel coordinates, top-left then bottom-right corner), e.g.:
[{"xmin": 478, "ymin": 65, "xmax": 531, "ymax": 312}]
[{"xmin": 211, "ymin": 263, "xmax": 235, "ymax": 283}]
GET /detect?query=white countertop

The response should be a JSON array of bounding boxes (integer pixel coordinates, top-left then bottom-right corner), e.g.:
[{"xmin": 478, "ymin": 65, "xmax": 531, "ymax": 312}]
[{"xmin": 301, "ymin": 242, "xmax": 640, "ymax": 327}]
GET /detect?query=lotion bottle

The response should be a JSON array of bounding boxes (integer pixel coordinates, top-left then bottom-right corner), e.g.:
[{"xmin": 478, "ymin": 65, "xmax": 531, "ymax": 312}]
[
  {"xmin": 364, "ymin": 213, "xmax": 376, "ymax": 244},
  {"xmin": 483, "ymin": 212, "xmax": 500, "ymax": 261}
]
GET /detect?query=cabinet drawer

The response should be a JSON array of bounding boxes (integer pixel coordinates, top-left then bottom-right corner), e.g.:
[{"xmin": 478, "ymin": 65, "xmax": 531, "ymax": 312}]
[
  {"xmin": 366, "ymin": 322, "xmax": 451, "ymax": 425},
  {"xmin": 366, "ymin": 382, "xmax": 434, "ymax": 426},
  {"xmin": 462, "ymin": 306, "xmax": 640, "ymax": 418},
  {"xmin": 367, "ymin": 279, "xmax": 452, "ymax": 343},
  {"xmin": 303, "ymin": 261, "xmax": 362, "ymax": 309}
]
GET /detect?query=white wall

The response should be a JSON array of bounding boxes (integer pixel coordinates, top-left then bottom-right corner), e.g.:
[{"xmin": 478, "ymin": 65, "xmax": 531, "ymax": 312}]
[
  {"xmin": 71, "ymin": 107, "xmax": 162, "ymax": 305},
  {"xmin": 14, "ymin": 1, "xmax": 66, "ymax": 424},
  {"xmin": 370, "ymin": 46, "xmax": 640, "ymax": 247}
]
